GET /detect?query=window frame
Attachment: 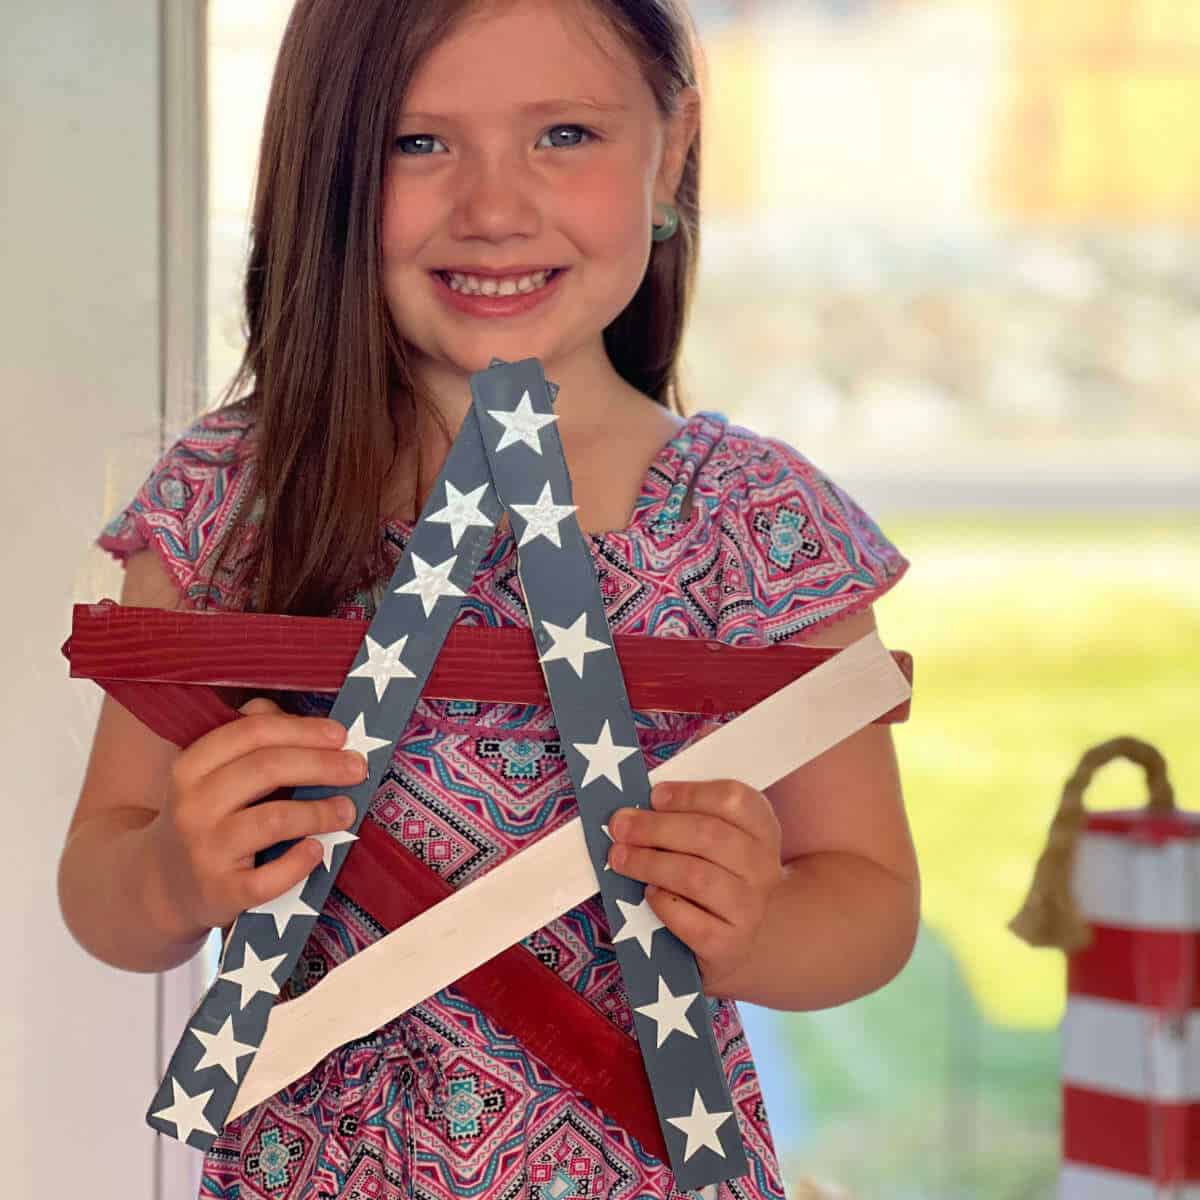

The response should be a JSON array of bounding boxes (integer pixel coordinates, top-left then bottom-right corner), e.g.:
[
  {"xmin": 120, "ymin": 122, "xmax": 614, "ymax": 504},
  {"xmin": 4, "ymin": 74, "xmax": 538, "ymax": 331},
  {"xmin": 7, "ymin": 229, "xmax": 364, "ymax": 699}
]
[{"xmin": 157, "ymin": 0, "xmax": 210, "ymax": 1195}]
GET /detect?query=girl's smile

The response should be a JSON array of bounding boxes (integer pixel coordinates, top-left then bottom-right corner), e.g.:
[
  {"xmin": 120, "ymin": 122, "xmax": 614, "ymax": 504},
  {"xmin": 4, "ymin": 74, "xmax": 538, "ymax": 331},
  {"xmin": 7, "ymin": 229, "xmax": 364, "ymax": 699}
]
[{"xmin": 428, "ymin": 264, "xmax": 570, "ymax": 320}]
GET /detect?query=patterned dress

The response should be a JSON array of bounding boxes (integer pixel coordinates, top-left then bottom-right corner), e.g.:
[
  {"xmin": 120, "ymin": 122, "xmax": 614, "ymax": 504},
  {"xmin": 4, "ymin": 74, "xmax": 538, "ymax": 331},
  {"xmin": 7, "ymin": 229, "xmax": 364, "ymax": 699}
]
[{"xmin": 97, "ymin": 398, "xmax": 909, "ymax": 1200}]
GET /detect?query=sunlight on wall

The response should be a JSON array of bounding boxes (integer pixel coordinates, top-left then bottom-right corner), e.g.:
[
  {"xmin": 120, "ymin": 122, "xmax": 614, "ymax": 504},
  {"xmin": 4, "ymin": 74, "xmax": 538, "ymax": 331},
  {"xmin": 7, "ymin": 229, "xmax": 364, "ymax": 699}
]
[{"xmin": 993, "ymin": 0, "xmax": 1200, "ymax": 221}]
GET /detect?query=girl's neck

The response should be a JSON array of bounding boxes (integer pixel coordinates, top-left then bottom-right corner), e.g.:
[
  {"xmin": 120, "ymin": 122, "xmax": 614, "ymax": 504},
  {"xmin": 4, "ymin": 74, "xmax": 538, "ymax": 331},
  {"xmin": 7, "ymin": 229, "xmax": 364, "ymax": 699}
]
[
  {"xmin": 407, "ymin": 341, "xmax": 641, "ymax": 440},
  {"xmin": 384, "ymin": 350, "xmax": 666, "ymax": 524}
]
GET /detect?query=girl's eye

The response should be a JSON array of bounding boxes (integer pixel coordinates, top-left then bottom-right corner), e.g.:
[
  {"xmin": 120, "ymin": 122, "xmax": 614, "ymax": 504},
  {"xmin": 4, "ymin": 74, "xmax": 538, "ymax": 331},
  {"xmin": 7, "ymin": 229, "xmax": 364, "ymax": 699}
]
[
  {"xmin": 394, "ymin": 133, "xmax": 445, "ymax": 156},
  {"xmin": 538, "ymin": 124, "xmax": 596, "ymax": 150},
  {"xmin": 393, "ymin": 124, "xmax": 597, "ymax": 156}
]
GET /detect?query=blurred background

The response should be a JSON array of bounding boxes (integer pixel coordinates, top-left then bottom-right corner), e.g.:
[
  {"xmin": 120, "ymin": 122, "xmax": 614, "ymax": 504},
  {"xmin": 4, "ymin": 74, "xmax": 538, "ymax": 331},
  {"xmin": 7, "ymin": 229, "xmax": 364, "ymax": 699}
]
[
  {"xmin": 206, "ymin": 2, "xmax": 1200, "ymax": 1193},
  {"xmin": 6, "ymin": 0, "xmax": 1195, "ymax": 1197}
]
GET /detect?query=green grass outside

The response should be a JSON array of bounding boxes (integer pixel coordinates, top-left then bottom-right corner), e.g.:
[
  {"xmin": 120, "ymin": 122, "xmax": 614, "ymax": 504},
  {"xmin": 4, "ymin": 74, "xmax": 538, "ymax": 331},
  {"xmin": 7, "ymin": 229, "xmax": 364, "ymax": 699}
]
[
  {"xmin": 875, "ymin": 510, "xmax": 1199, "ymax": 1030},
  {"xmin": 769, "ymin": 510, "xmax": 1199, "ymax": 1198}
]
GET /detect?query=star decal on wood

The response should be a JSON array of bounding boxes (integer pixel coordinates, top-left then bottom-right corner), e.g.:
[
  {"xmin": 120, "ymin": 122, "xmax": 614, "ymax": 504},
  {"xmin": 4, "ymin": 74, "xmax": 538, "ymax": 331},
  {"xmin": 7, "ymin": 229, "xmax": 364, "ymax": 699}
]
[
  {"xmin": 572, "ymin": 718, "xmax": 639, "ymax": 790},
  {"xmin": 189, "ymin": 1015, "xmax": 258, "ymax": 1081},
  {"xmin": 216, "ymin": 942, "xmax": 287, "ymax": 1012},
  {"xmin": 634, "ymin": 976, "xmax": 701, "ymax": 1049},
  {"xmin": 340, "ymin": 712, "xmax": 390, "ymax": 763},
  {"xmin": 309, "ymin": 828, "xmax": 358, "ymax": 872},
  {"xmin": 347, "ymin": 633, "xmax": 416, "ymax": 702},
  {"xmin": 538, "ymin": 611, "xmax": 611, "ymax": 678},
  {"xmin": 666, "ymin": 1089, "xmax": 734, "ymax": 1162},
  {"xmin": 246, "ymin": 874, "xmax": 318, "ymax": 940},
  {"xmin": 612, "ymin": 894, "xmax": 667, "ymax": 958},
  {"xmin": 427, "ymin": 479, "xmax": 494, "ymax": 546},
  {"xmin": 392, "ymin": 552, "xmax": 465, "ymax": 616},
  {"xmin": 510, "ymin": 480, "xmax": 578, "ymax": 548},
  {"xmin": 150, "ymin": 1078, "xmax": 218, "ymax": 1145},
  {"xmin": 486, "ymin": 388, "xmax": 558, "ymax": 453}
]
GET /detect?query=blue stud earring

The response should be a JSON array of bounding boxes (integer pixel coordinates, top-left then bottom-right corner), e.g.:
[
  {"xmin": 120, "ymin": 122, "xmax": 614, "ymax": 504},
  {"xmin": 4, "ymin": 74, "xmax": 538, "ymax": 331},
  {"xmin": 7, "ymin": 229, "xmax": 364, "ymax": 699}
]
[{"xmin": 651, "ymin": 201, "xmax": 679, "ymax": 242}]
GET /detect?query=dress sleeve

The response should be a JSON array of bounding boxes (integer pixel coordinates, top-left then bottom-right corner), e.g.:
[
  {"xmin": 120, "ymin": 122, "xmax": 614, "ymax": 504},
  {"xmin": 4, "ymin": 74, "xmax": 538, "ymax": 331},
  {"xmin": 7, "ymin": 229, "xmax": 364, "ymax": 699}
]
[
  {"xmin": 95, "ymin": 403, "xmax": 255, "ymax": 609},
  {"xmin": 715, "ymin": 432, "xmax": 910, "ymax": 644}
]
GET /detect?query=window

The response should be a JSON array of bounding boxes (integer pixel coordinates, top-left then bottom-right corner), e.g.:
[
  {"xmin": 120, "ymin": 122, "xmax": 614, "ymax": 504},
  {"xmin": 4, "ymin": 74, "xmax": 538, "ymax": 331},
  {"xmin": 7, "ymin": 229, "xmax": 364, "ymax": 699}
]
[{"xmin": 202, "ymin": 4, "xmax": 1200, "ymax": 1196}]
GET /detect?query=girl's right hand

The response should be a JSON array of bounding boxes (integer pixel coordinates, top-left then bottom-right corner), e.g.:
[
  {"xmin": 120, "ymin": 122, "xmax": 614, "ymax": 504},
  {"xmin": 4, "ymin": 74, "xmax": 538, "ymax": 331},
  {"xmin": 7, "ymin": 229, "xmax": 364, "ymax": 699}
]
[{"xmin": 149, "ymin": 696, "xmax": 369, "ymax": 942}]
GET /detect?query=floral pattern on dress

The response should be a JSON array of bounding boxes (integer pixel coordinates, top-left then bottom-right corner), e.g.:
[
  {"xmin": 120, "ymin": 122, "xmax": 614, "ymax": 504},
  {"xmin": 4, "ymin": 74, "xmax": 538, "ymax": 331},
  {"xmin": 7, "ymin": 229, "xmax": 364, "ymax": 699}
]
[{"xmin": 97, "ymin": 398, "xmax": 909, "ymax": 1200}]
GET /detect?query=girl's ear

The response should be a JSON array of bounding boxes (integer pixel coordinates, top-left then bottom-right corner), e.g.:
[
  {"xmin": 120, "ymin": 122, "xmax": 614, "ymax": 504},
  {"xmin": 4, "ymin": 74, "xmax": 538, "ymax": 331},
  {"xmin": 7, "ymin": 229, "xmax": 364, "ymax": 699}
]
[{"xmin": 656, "ymin": 84, "xmax": 702, "ymax": 200}]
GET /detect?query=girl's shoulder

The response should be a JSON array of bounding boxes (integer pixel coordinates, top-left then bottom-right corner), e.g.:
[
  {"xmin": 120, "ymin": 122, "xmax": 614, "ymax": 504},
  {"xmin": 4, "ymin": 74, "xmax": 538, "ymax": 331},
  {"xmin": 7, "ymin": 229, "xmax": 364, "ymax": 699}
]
[
  {"xmin": 654, "ymin": 410, "xmax": 910, "ymax": 644},
  {"xmin": 95, "ymin": 398, "xmax": 259, "ymax": 609}
]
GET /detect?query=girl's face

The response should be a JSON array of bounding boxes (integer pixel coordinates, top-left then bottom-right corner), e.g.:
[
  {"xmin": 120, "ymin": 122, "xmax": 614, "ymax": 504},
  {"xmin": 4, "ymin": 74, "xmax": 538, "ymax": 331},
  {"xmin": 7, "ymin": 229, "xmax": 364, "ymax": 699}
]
[{"xmin": 380, "ymin": 0, "xmax": 698, "ymax": 404}]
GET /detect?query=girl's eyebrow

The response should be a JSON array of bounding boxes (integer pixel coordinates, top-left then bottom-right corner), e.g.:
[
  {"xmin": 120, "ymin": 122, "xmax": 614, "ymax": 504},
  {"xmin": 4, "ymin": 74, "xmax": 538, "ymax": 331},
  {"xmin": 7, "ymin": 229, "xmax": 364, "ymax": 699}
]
[{"xmin": 400, "ymin": 98, "xmax": 630, "ymax": 120}]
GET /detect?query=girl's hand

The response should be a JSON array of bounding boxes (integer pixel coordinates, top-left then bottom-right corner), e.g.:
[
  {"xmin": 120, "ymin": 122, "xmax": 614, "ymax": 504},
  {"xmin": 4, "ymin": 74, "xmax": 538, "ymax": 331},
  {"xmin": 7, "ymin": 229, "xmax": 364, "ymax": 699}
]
[
  {"xmin": 606, "ymin": 780, "xmax": 785, "ymax": 993},
  {"xmin": 147, "ymin": 696, "xmax": 366, "ymax": 944}
]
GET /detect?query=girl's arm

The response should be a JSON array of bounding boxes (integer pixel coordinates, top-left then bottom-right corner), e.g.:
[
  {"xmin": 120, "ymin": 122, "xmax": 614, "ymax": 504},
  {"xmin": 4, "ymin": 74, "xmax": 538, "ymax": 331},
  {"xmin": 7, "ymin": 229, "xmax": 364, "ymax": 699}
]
[
  {"xmin": 611, "ymin": 605, "xmax": 919, "ymax": 1011},
  {"xmin": 58, "ymin": 801, "xmax": 210, "ymax": 973},
  {"xmin": 706, "ymin": 605, "xmax": 919, "ymax": 1010},
  {"xmin": 58, "ymin": 549, "xmax": 209, "ymax": 973}
]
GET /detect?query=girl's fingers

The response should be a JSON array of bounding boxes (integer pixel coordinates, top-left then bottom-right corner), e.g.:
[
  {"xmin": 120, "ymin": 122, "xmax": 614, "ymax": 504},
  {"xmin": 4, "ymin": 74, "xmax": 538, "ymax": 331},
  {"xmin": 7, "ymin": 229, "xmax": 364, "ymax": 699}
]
[
  {"xmin": 643, "ymin": 884, "xmax": 732, "ymax": 967},
  {"xmin": 198, "ymin": 737, "xmax": 368, "ymax": 824},
  {"xmin": 650, "ymin": 780, "xmax": 780, "ymax": 845},
  {"xmin": 174, "ymin": 706, "xmax": 349, "ymax": 796},
  {"xmin": 610, "ymin": 844, "xmax": 743, "ymax": 924},
  {"xmin": 233, "ymin": 835, "xmax": 327, "ymax": 912},
  {"xmin": 610, "ymin": 810, "xmax": 762, "ymax": 884},
  {"xmin": 223, "ymin": 794, "xmax": 357, "ymax": 863}
]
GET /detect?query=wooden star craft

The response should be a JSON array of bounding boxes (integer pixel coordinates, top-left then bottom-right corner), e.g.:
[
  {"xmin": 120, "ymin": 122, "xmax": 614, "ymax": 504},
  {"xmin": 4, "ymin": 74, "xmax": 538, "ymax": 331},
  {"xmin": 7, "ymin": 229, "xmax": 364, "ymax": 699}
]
[{"xmin": 64, "ymin": 358, "xmax": 914, "ymax": 1188}]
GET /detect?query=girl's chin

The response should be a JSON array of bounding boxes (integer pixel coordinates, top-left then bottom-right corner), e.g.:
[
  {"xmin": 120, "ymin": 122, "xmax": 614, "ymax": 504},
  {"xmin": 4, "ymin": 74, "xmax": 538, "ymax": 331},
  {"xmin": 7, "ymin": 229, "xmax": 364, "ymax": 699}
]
[
  {"xmin": 402, "ymin": 344, "xmax": 567, "ymax": 386},
  {"xmin": 445, "ymin": 337, "xmax": 568, "ymax": 375}
]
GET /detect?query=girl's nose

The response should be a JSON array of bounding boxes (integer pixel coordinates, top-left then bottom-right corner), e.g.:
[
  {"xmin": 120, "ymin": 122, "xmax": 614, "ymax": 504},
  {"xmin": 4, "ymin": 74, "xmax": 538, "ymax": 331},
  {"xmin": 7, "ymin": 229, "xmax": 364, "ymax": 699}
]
[{"xmin": 449, "ymin": 156, "xmax": 543, "ymax": 240}]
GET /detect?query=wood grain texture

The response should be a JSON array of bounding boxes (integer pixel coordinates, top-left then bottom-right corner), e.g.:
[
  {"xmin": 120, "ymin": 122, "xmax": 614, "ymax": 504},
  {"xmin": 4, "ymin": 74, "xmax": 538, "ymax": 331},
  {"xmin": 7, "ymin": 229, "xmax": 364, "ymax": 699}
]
[{"xmin": 64, "ymin": 600, "xmax": 913, "ymax": 721}]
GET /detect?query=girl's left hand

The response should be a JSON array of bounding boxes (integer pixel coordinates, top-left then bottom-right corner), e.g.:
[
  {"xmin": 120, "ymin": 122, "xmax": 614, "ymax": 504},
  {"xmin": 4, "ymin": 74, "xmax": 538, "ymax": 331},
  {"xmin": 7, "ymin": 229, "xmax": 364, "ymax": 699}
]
[{"xmin": 606, "ymin": 780, "xmax": 785, "ymax": 993}]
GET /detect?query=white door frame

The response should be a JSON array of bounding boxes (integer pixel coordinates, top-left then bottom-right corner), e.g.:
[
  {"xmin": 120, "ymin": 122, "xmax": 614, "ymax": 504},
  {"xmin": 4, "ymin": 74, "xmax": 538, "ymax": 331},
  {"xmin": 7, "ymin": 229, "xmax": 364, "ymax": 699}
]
[
  {"xmin": 156, "ymin": 1, "xmax": 210, "ymax": 1195},
  {"xmin": 160, "ymin": 0, "xmax": 208, "ymax": 444}
]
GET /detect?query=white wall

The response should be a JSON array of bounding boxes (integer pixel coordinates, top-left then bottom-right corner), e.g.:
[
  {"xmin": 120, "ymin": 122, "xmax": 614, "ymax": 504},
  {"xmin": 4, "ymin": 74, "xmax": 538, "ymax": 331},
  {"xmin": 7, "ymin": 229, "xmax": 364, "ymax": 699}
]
[{"xmin": 1, "ymin": 2, "xmax": 203, "ymax": 1195}]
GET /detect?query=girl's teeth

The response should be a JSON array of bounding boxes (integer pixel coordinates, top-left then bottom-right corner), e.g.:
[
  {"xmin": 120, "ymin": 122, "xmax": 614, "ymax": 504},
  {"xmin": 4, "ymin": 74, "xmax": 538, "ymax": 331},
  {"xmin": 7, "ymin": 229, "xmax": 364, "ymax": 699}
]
[{"xmin": 448, "ymin": 270, "xmax": 553, "ymax": 296}]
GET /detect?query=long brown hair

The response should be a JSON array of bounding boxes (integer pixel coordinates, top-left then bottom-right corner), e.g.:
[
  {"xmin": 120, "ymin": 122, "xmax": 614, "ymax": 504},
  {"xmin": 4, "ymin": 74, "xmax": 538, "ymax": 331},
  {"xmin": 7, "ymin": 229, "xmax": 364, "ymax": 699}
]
[{"xmin": 202, "ymin": 0, "xmax": 705, "ymax": 619}]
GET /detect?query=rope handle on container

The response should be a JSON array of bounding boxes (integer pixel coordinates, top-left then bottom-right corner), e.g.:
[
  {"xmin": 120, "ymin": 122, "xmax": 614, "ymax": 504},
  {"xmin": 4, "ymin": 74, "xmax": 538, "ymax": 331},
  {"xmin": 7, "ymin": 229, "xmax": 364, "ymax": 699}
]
[{"xmin": 1008, "ymin": 735, "xmax": 1175, "ymax": 954}]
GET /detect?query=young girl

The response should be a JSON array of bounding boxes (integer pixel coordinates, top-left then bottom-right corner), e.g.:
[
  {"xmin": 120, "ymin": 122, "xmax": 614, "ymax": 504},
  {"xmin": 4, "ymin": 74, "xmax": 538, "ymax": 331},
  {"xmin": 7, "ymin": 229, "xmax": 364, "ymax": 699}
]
[{"xmin": 58, "ymin": 0, "xmax": 919, "ymax": 1196}]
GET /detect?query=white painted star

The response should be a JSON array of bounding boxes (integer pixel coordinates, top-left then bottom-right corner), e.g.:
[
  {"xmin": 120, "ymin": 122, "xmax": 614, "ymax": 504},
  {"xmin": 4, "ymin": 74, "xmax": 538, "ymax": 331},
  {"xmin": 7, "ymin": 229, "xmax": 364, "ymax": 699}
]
[
  {"xmin": 347, "ymin": 633, "xmax": 416, "ymax": 703},
  {"xmin": 341, "ymin": 711, "xmax": 391, "ymax": 763},
  {"xmin": 572, "ymin": 719, "xmax": 639, "ymax": 790},
  {"xmin": 600, "ymin": 822, "xmax": 613, "ymax": 871},
  {"xmin": 634, "ymin": 975, "xmax": 700, "ymax": 1049},
  {"xmin": 218, "ymin": 941, "xmax": 288, "ymax": 1011},
  {"xmin": 393, "ymin": 552, "xmax": 466, "ymax": 617},
  {"xmin": 487, "ymin": 389, "xmax": 559, "ymax": 453},
  {"xmin": 150, "ymin": 1076, "xmax": 218, "ymax": 1144},
  {"xmin": 427, "ymin": 479, "xmax": 493, "ymax": 547},
  {"xmin": 539, "ymin": 612, "xmax": 610, "ymax": 678},
  {"xmin": 510, "ymin": 481, "xmax": 578, "ymax": 549},
  {"xmin": 247, "ymin": 873, "xmax": 319, "ymax": 940},
  {"xmin": 309, "ymin": 827, "xmax": 358, "ymax": 872},
  {"xmin": 612, "ymin": 894, "xmax": 666, "ymax": 958},
  {"xmin": 189, "ymin": 1014, "xmax": 258, "ymax": 1082},
  {"xmin": 666, "ymin": 1089, "xmax": 734, "ymax": 1162}
]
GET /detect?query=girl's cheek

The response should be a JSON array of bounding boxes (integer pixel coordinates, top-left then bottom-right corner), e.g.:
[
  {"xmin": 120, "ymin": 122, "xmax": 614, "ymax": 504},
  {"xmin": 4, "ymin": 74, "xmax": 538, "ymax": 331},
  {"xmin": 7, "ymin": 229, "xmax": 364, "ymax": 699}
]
[{"xmin": 567, "ymin": 170, "xmax": 638, "ymax": 233}]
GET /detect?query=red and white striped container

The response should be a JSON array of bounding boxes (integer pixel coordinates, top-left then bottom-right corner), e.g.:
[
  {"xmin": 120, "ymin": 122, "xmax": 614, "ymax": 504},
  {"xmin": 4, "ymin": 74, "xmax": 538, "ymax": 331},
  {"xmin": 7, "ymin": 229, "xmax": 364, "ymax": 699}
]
[
  {"xmin": 1062, "ymin": 805, "xmax": 1200, "ymax": 1198},
  {"xmin": 1011, "ymin": 736, "xmax": 1199, "ymax": 1200}
]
